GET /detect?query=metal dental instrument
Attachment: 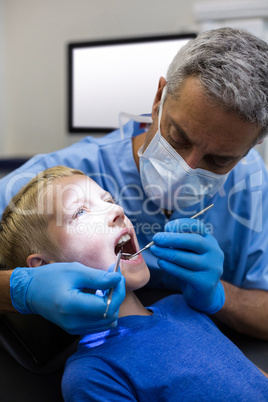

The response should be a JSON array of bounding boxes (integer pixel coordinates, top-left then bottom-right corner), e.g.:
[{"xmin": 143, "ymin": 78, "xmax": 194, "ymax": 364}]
[
  {"xmin": 103, "ymin": 249, "xmax": 122, "ymax": 319},
  {"xmin": 123, "ymin": 203, "xmax": 214, "ymax": 260},
  {"xmin": 189, "ymin": 203, "xmax": 214, "ymax": 219}
]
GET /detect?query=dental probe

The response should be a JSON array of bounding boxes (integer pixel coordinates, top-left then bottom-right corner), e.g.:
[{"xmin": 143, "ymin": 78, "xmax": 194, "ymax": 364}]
[
  {"xmin": 123, "ymin": 203, "xmax": 214, "ymax": 260},
  {"xmin": 103, "ymin": 249, "xmax": 122, "ymax": 319}
]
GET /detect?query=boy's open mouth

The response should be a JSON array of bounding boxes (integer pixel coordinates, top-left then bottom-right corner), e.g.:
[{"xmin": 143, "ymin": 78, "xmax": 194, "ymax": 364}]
[{"xmin": 114, "ymin": 234, "xmax": 137, "ymax": 260}]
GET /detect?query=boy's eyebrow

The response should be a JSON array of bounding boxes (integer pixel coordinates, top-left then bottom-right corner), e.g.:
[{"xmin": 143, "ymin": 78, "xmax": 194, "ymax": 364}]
[
  {"xmin": 64, "ymin": 190, "xmax": 113, "ymax": 211},
  {"xmin": 64, "ymin": 197, "xmax": 86, "ymax": 211},
  {"xmin": 101, "ymin": 191, "xmax": 114, "ymax": 199}
]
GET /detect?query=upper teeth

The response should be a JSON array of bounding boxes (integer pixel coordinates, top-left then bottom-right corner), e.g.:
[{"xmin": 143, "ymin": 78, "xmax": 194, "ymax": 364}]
[{"xmin": 117, "ymin": 234, "xmax": 131, "ymax": 245}]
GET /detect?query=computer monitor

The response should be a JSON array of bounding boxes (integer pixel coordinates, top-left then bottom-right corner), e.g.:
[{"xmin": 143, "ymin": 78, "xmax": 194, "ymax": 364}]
[{"xmin": 68, "ymin": 33, "xmax": 196, "ymax": 134}]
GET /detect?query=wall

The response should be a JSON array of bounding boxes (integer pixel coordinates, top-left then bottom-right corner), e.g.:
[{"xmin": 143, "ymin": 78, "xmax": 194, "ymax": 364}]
[
  {"xmin": 1, "ymin": 0, "xmax": 268, "ymax": 162},
  {"xmin": 0, "ymin": 0, "xmax": 6, "ymax": 154},
  {"xmin": 1, "ymin": 0, "xmax": 197, "ymax": 157}
]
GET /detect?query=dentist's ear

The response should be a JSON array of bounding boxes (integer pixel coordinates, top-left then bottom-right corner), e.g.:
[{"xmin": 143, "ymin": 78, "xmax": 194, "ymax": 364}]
[
  {"xmin": 26, "ymin": 254, "xmax": 55, "ymax": 267},
  {"xmin": 151, "ymin": 77, "xmax": 167, "ymax": 120}
]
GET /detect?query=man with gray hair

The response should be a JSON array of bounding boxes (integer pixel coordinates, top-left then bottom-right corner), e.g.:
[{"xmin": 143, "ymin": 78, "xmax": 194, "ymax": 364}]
[{"xmin": 0, "ymin": 27, "xmax": 268, "ymax": 340}]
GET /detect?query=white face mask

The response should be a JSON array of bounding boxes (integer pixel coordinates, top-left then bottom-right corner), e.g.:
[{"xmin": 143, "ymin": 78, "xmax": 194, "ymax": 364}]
[{"xmin": 138, "ymin": 95, "xmax": 229, "ymax": 210}]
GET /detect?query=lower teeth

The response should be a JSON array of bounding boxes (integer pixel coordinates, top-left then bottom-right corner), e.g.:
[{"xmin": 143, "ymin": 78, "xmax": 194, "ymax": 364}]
[{"xmin": 129, "ymin": 255, "xmax": 138, "ymax": 261}]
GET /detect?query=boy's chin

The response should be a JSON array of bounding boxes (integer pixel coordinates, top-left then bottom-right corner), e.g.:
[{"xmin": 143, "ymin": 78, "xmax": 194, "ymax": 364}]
[{"xmin": 125, "ymin": 271, "xmax": 151, "ymax": 292}]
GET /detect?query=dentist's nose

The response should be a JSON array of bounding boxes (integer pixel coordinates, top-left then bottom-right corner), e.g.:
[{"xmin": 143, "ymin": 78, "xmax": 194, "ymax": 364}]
[{"xmin": 107, "ymin": 204, "xmax": 125, "ymax": 227}]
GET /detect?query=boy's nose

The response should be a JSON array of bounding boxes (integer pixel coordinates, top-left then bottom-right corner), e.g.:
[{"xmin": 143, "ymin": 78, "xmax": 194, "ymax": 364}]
[{"xmin": 107, "ymin": 204, "xmax": 125, "ymax": 226}]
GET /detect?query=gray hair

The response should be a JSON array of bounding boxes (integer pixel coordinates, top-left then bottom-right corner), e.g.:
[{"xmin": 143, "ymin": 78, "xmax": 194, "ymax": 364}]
[{"xmin": 165, "ymin": 27, "xmax": 268, "ymax": 140}]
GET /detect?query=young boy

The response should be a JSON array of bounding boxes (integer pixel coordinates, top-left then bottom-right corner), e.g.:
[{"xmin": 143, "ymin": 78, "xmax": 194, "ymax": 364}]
[{"xmin": 0, "ymin": 166, "xmax": 267, "ymax": 401}]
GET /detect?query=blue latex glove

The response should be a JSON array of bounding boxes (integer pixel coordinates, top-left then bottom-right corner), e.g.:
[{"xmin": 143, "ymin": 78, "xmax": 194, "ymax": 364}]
[
  {"xmin": 151, "ymin": 218, "xmax": 225, "ymax": 315},
  {"xmin": 10, "ymin": 262, "xmax": 126, "ymax": 335}
]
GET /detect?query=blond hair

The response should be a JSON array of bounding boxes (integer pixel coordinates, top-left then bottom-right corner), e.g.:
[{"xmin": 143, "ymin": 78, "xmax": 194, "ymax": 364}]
[{"xmin": 0, "ymin": 165, "xmax": 85, "ymax": 269}]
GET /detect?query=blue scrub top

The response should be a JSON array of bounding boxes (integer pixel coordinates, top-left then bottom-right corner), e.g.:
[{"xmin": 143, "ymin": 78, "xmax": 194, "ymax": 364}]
[{"xmin": 0, "ymin": 119, "xmax": 268, "ymax": 290}]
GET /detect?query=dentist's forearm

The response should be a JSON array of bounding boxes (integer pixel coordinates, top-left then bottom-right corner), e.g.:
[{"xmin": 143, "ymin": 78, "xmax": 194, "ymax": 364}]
[
  {"xmin": 0, "ymin": 270, "xmax": 17, "ymax": 313},
  {"xmin": 214, "ymin": 280, "xmax": 268, "ymax": 340}
]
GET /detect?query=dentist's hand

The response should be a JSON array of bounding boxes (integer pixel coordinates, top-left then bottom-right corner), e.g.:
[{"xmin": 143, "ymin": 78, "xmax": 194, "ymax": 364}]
[
  {"xmin": 151, "ymin": 218, "xmax": 225, "ymax": 315},
  {"xmin": 10, "ymin": 262, "xmax": 126, "ymax": 335}
]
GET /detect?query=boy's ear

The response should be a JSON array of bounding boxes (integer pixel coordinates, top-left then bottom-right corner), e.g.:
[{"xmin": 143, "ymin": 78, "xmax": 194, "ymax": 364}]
[{"xmin": 26, "ymin": 254, "xmax": 54, "ymax": 268}]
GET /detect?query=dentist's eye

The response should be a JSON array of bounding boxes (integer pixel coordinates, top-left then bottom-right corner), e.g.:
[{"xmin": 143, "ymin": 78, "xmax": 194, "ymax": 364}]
[
  {"xmin": 73, "ymin": 206, "xmax": 89, "ymax": 219},
  {"xmin": 167, "ymin": 133, "xmax": 191, "ymax": 150}
]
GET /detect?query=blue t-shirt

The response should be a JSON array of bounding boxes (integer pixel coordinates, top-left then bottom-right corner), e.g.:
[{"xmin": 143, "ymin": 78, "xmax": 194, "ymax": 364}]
[
  {"xmin": 0, "ymin": 120, "xmax": 268, "ymax": 289},
  {"xmin": 62, "ymin": 295, "xmax": 268, "ymax": 401}
]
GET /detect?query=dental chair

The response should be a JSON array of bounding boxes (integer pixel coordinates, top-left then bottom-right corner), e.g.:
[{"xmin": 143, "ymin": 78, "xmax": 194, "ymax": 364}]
[{"xmin": 0, "ymin": 312, "xmax": 79, "ymax": 402}]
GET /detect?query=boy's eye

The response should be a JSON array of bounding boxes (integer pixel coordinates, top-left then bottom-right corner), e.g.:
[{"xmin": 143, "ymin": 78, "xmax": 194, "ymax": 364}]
[
  {"xmin": 105, "ymin": 197, "xmax": 116, "ymax": 204},
  {"xmin": 73, "ymin": 207, "xmax": 89, "ymax": 219}
]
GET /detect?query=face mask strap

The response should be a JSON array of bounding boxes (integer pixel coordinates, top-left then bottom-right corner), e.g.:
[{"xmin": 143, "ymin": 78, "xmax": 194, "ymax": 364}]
[
  {"xmin": 158, "ymin": 86, "xmax": 167, "ymax": 133},
  {"xmin": 118, "ymin": 112, "xmax": 153, "ymax": 140}
]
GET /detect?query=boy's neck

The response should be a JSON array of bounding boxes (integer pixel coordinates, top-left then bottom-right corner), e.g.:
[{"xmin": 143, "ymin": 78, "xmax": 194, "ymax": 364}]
[{"xmin": 118, "ymin": 291, "xmax": 152, "ymax": 318}]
